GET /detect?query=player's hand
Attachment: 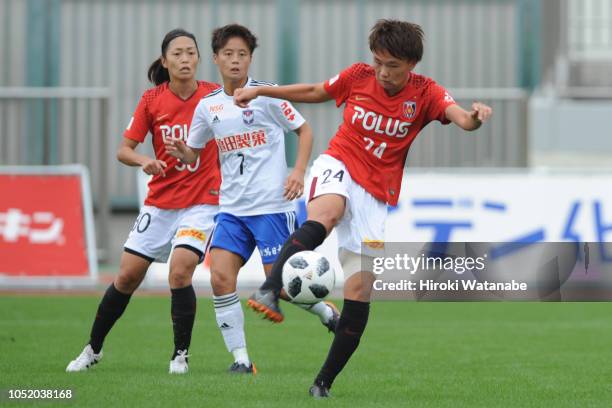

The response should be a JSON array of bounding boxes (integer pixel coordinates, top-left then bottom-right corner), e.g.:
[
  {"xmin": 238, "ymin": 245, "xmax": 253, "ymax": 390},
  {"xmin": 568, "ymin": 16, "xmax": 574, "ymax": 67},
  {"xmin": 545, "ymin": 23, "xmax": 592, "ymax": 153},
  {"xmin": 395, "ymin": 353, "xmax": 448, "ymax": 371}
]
[
  {"xmin": 284, "ymin": 168, "xmax": 305, "ymax": 201},
  {"xmin": 142, "ymin": 158, "xmax": 167, "ymax": 177},
  {"xmin": 470, "ymin": 102, "xmax": 493, "ymax": 123},
  {"xmin": 164, "ymin": 139, "xmax": 188, "ymax": 160},
  {"xmin": 234, "ymin": 87, "xmax": 258, "ymax": 108}
]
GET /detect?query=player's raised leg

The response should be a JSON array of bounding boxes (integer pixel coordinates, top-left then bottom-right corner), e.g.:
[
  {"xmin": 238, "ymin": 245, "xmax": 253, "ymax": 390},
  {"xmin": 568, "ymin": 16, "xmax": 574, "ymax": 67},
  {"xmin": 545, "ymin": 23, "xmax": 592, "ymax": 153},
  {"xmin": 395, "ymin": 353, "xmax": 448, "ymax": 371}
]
[
  {"xmin": 249, "ymin": 210, "xmax": 339, "ymax": 329},
  {"xmin": 263, "ymin": 263, "xmax": 340, "ymax": 332},
  {"xmin": 247, "ymin": 194, "xmax": 345, "ymax": 322},
  {"xmin": 66, "ymin": 251, "xmax": 149, "ymax": 372}
]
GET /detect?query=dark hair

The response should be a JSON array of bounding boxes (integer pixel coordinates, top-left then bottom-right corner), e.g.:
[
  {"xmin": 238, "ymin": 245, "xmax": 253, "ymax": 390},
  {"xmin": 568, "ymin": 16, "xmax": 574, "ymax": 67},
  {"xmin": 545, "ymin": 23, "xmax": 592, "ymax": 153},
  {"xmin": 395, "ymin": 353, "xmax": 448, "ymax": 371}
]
[
  {"xmin": 369, "ymin": 19, "xmax": 424, "ymax": 63},
  {"xmin": 147, "ymin": 28, "xmax": 200, "ymax": 85},
  {"xmin": 211, "ymin": 24, "xmax": 258, "ymax": 55}
]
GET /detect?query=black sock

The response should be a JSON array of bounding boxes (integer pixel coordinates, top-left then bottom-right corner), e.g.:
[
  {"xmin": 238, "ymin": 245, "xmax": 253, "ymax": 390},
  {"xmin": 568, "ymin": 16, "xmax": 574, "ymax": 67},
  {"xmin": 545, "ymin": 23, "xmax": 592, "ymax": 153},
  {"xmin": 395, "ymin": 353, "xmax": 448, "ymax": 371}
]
[
  {"xmin": 315, "ymin": 299, "xmax": 370, "ymax": 388},
  {"xmin": 261, "ymin": 220, "xmax": 327, "ymax": 292},
  {"xmin": 171, "ymin": 285, "xmax": 197, "ymax": 358},
  {"xmin": 89, "ymin": 283, "xmax": 132, "ymax": 354}
]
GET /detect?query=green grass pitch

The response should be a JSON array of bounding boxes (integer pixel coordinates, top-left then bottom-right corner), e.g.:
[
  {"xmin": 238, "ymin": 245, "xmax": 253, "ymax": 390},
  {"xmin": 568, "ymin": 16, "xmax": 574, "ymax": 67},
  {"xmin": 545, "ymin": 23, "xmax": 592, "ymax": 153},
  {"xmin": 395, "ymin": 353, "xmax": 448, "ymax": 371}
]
[{"xmin": 1, "ymin": 295, "xmax": 612, "ymax": 407}]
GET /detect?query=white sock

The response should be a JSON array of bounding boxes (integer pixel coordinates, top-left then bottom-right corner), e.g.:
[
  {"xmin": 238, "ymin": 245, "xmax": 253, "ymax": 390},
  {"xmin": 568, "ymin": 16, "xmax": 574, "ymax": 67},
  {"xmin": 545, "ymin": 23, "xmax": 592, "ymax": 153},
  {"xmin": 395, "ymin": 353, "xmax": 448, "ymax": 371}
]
[
  {"xmin": 213, "ymin": 292, "xmax": 249, "ymax": 365},
  {"xmin": 293, "ymin": 301, "xmax": 334, "ymax": 323},
  {"xmin": 232, "ymin": 347, "xmax": 250, "ymax": 366}
]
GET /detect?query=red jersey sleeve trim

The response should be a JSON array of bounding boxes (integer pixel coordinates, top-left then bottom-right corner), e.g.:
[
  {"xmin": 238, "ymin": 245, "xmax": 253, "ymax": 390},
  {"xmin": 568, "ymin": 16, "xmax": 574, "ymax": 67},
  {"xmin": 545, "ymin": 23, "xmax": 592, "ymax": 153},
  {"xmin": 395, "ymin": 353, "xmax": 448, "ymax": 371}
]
[
  {"xmin": 123, "ymin": 86, "xmax": 165, "ymax": 142},
  {"xmin": 425, "ymin": 80, "xmax": 456, "ymax": 125}
]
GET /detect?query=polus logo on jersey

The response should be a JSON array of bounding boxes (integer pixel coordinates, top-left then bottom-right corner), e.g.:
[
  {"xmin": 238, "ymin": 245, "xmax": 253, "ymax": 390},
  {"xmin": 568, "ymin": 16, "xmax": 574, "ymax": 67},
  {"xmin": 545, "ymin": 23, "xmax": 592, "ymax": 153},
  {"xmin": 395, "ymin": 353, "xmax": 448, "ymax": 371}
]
[
  {"xmin": 351, "ymin": 106, "xmax": 411, "ymax": 138},
  {"xmin": 242, "ymin": 109, "xmax": 254, "ymax": 125},
  {"xmin": 403, "ymin": 101, "xmax": 417, "ymax": 120},
  {"xmin": 160, "ymin": 124, "xmax": 189, "ymax": 142}
]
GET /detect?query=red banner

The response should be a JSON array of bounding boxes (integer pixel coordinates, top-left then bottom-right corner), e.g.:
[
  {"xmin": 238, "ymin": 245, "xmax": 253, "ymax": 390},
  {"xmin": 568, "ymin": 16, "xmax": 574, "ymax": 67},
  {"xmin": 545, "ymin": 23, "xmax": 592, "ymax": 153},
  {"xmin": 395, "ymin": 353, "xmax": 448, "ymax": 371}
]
[{"xmin": 0, "ymin": 174, "xmax": 89, "ymax": 277}]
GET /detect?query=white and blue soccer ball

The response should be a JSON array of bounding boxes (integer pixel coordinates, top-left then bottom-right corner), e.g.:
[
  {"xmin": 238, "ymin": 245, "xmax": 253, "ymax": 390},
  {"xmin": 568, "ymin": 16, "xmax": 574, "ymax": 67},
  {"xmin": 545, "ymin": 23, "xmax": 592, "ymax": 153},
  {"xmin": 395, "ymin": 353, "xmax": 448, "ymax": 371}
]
[{"xmin": 282, "ymin": 251, "xmax": 335, "ymax": 304}]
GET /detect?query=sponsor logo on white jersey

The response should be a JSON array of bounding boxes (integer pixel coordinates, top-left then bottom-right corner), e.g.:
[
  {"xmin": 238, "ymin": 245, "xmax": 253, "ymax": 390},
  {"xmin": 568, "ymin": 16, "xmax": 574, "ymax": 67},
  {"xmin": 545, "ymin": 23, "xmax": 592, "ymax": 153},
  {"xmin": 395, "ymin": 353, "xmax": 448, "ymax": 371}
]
[
  {"xmin": 209, "ymin": 104, "xmax": 224, "ymax": 114},
  {"xmin": 280, "ymin": 101, "xmax": 296, "ymax": 121},
  {"xmin": 216, "ymin": 129, "xmax": 268, "ymax": 153}
]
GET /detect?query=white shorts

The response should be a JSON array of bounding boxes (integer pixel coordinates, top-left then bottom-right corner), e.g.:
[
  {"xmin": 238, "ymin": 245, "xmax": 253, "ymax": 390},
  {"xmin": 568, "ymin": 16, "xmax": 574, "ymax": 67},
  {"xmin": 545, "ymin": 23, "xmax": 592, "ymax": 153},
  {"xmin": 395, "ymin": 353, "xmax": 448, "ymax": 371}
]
[
  {"xmin": 307, "ymin": 154, "xmax": 387, "ymax": 255},
  {"xmin": 124, "ymin": 204, "xmax": 218, "ymax": 263}
]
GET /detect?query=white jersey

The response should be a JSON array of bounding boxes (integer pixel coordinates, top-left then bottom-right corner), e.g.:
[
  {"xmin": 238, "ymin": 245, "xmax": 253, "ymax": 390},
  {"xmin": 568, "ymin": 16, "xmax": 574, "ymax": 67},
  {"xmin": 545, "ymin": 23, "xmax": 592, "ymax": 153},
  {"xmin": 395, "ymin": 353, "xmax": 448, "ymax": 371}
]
[{"xmin": 188, "ymin": 78, "xmax": 306, "ymax": 216}]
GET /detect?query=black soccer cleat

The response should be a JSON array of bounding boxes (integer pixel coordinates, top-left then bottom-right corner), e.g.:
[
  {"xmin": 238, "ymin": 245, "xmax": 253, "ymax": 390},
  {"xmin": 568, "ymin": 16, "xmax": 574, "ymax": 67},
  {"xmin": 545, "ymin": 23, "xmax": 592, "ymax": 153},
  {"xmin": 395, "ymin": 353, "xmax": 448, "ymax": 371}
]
[
  {"xmin": 322, "ymin": 300, "xmax": 340, "ymax": 333},
  {"xmin": 228, "ymin": 362, "xmax": 257, "ymax": 375},
  {"xmin": 309, "ymin": 382, "xmax": 331, "ymax": 398},
  {"xmin": 247, "ymin": 289, "xmax": 284, "ymax": 323}
]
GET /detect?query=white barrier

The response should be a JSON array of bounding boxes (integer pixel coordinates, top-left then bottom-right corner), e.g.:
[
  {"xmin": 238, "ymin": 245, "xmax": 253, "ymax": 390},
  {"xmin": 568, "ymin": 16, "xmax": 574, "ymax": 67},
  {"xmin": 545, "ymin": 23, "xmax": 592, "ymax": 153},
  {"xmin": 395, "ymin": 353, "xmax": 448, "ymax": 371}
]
[{"xmin": 137, "ymin": 169, "xmax": 612, "ymax": 289}]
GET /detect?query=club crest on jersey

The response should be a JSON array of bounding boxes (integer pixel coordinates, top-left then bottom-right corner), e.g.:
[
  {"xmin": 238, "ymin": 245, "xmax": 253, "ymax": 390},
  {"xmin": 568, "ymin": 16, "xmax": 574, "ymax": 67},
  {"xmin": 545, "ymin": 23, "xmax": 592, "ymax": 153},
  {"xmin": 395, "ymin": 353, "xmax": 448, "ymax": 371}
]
[
  {"xmin": 403, "ymin": 101, "xmax": 417, "ymax": 120},
  {"xmin": 242, "ymin": 109, "xmax": 254, "ymax": 125}
]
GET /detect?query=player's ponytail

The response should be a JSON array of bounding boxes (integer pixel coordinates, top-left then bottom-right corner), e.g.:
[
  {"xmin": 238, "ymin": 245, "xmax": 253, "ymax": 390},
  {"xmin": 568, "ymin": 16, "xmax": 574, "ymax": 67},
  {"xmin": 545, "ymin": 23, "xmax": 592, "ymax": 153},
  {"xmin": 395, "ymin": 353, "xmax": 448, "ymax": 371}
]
[
  {"xmin": 147, "ymin": 58, "xmax": 169, "ymax": 85},
  {"xmin": 147, "ymin": 28, "xmax": 200, "ymax": 85}
]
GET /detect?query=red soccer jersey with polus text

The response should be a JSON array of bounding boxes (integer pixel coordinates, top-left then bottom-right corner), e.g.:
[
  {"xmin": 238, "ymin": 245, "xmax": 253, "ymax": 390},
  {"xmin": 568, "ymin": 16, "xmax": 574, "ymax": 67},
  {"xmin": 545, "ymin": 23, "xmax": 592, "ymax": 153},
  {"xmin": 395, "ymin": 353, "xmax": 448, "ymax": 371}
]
[
  {"xmin": 323, "ymin": 63, "xmax": 456, "ymax": 206},
  {"xmin": 124, "ymin": 81, "xmax": 221, "ymax": 208}
]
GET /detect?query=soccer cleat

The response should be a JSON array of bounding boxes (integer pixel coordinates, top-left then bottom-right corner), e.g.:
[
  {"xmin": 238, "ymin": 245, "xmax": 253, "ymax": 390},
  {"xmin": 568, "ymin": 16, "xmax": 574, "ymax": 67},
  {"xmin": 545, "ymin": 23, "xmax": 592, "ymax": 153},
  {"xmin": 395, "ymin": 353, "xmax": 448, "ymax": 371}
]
[
  {"xmin": 247, "ymin": 289, "xmax": 284, "ymax": 323},
  {"xmin": 169, "ymin": 349, "xmax": 189, "ymax": 374},
  {"xmin": 322, "ymin": 300, "xmax": 340, "ymax": 333},
  {"xmin": 228, "ymin": 362, "xmax": 257, "ymax": 375},
  {"xmin": 66, "ymin": 344, "xmax": 102, "ymax": 372},
  {"xmin": 309, "ymin": 382, "xmax": 331, "ymax": 398}
]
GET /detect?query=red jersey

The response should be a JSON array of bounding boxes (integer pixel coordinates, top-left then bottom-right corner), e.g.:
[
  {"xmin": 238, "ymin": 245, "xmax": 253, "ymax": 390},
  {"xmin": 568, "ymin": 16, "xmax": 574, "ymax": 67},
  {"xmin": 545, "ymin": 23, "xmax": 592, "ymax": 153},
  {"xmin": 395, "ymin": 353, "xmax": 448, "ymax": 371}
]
[
  {"xmin": 323, "ymin": 63, "xmax": 456, "ymax": 206},
  {"xmin": 124, "ymin": 81, "xmax": 221, "ymax": 209}
]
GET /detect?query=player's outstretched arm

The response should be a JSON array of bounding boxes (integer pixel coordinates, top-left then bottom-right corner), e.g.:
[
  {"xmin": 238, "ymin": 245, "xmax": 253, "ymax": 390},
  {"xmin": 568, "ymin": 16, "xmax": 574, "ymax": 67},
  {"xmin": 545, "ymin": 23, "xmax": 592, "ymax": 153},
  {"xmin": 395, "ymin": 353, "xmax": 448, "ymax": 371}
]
[
  {"xmin": 445, "ymin": 102, "xmax": 493, "ymax": 131},
  {"xmin": 235, "ymin": 83, "xmax": 332, "ymax": 107},
  {"xmin": 164, "ymin": 139, "xmax": 200, "ymax": 165},
  {"xmin": 117, "ymin": 137, "xmax": 167, "ymax": 177},
  {"xmin": 284, "ymin": 122, "xmax": 313, "ymax": 201}
]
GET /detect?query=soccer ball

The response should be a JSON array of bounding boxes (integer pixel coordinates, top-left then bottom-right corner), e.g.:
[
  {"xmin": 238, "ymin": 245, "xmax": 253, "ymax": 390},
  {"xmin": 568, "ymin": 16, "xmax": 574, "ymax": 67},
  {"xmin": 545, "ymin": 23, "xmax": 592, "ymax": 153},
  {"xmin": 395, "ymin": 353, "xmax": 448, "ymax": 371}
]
[{"xmin": 282, "ymin": 251, "xmax": 335, "ymax": 304}]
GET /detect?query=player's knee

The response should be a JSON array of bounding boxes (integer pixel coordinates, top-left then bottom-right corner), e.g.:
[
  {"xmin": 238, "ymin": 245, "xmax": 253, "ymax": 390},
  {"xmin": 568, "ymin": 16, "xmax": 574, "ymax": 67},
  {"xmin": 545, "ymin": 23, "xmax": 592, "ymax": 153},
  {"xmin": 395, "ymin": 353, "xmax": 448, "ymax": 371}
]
[
  {"xmin": 169, "ymin": 247, "xmax": 199, "ymax": 287},
  {"xmin": 343, "ymin": 271, "xmax": 375, "ymax": 302},
  {"xmin": 308, "ymin": 210, "xmax": 342, "ymax": 232},
  {"xmin": 210, "ymin": 268, "xmax": 237, "ymax": 294},
  {"xmin": 308, "ymin": 198, "xmax": 345, "ymax": 231},
  {"xmin": 169, "ymin": 267, "xmax": 193, "ymax": 288},
  {"xmin": 115, "ymin": 270, "xmax": 142, "ymax": 293}
]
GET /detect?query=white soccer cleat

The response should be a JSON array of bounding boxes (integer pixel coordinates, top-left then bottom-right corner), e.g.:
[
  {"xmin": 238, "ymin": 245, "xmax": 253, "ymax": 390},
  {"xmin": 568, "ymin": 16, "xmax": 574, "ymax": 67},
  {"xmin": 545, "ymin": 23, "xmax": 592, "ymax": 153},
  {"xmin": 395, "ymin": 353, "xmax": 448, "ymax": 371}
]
[
  {"xmin": 169, "ymin": 350, "xmax": 189, "ymax": 374},
  {"xmin": 66, "ymin": 344, "xmax": 102, "ymax": 372}
]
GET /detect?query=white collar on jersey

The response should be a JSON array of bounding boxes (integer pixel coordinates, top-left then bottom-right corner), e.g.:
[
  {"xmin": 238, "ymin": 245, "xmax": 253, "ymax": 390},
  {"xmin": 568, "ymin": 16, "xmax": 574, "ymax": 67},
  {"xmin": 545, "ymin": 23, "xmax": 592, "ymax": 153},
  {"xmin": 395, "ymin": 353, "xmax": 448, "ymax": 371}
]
[{"xmin": 221, "ymin": 77, "xmax": 275, "ymax": 97}]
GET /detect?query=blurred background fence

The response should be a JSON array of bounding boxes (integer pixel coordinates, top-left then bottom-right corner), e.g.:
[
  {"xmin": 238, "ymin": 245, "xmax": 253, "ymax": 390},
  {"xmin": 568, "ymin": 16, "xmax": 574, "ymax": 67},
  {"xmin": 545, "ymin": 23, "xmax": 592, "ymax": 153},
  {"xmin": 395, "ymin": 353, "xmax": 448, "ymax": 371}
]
[{"xmin": 1, "ymin": 0, "xmax": 611, "ymax": 259}]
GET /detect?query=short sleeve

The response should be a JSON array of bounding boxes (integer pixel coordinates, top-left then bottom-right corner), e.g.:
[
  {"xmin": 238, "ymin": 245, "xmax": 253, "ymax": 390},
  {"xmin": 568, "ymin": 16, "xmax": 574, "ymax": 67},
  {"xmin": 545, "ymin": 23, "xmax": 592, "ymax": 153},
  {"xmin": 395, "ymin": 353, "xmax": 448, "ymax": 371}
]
[
  {"xmin": 187, "ymin": 101, "xmax": 214, "ymax": 148},
  {"xmin": 123, "ymin": 94, "xmax": 151, "ymax": 142},
  {"xmin": 267, "ymin": 97, "xmax": 306, "ymax": 132},
  {"xmin": 323, "ymin": 63, "xmax": 372, "ymax": 107},
  {"xmin": 426, "ymin": 82, "xmax": 457, "ymax": 125}
]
